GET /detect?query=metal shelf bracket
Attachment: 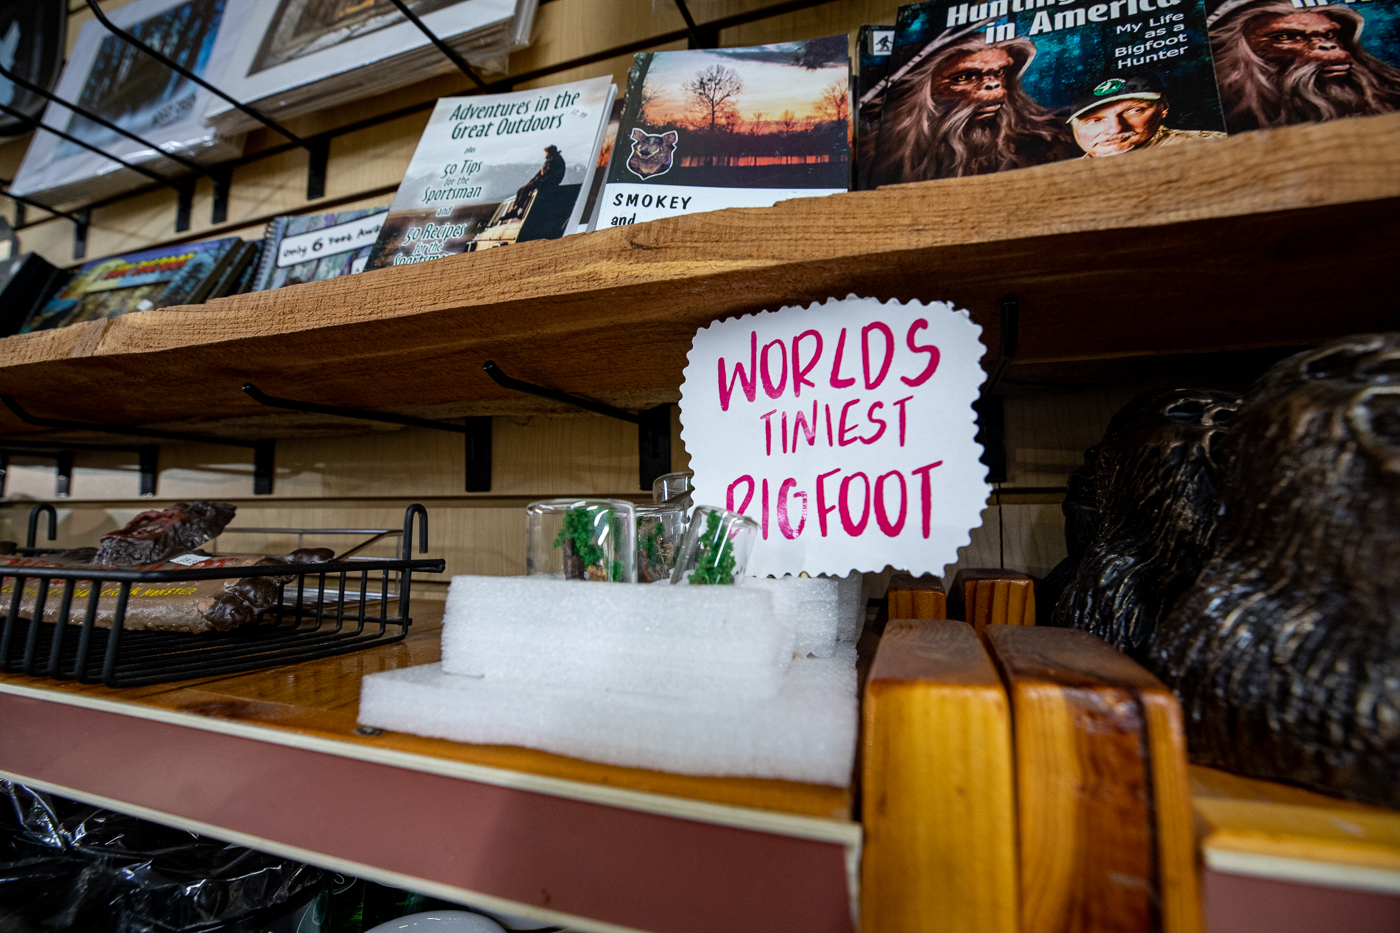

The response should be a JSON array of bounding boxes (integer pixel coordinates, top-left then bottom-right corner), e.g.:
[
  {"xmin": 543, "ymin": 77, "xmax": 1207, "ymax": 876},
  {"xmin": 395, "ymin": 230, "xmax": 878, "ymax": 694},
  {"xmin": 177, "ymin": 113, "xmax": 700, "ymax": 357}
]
[
  {"xmin": 975, "ymin": 294, "xmax": 1019, "ymax": 484},
  {"xmin": 241, "ymin": 384, "xmax": 491, "ymax": 492},
  {"xmin": 482, "ymin": 361, "xmax": 671, "ymax": 491},
  {"xmin": 0, "ymin": 396, "xmax": 272, "ymax": 495}
]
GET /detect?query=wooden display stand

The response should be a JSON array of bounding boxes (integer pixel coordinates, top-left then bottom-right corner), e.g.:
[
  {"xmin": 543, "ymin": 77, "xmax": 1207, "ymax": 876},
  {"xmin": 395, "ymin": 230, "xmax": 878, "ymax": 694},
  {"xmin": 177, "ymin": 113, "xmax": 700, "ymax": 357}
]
[
  {"xmin": 953, "ymin": 569, "xmax": 1036, "ymax": 631},
  {"xmin": 884, "ymin": 573, "xmax": 948, "ymax": 621},
  {"xmin": 983, "ymin": 624, "xmax": 1201, "ymax": 933},
  {"xmin": 862, "ymin": 619, "xmax": 1017, "ymax": 933}
]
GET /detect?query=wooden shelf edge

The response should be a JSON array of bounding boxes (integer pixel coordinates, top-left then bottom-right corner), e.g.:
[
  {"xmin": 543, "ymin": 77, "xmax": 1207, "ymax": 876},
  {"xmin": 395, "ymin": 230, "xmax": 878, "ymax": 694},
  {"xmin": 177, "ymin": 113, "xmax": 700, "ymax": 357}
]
[{"xmin": 0, "ymin": 114, "xmax": 1395, "ymax": 433}]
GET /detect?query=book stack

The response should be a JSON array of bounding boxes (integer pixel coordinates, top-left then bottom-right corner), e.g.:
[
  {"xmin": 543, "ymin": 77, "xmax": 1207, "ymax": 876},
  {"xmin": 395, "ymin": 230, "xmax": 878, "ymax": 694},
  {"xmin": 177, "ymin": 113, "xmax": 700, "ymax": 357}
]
[
  {"xmin": 8, "ymin": 0, "xmax": 244, "ymax": 205},
  {"xmin": 18, "ymin": 237, "xmax": 255, "ymax": 334},
  {"xmin": 203, "ymin": 0, "xmax": 537, "ymax": 136}
]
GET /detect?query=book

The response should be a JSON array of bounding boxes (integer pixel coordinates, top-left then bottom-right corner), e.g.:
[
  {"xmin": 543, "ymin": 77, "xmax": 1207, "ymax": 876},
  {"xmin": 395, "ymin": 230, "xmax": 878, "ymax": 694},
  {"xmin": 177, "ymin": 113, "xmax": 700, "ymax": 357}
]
[
  {"xmin": 1206, "ymin": 0, "xmax": 1400, "ymax": 133},
  {"xmin": 8, "ymin": 0, "xmax": 243, "ymax": 204},
  {"xmin": 251, "ymin": 208, "xmax": 388, "ymax": 291},
  {"xmin": 580, "ymin": 98, "xmax": 625, "ymax": 233},
  {"xmin": 208, "ymin": 240, "xmax": 262, "ymax": 299},
  {"xmin": 203, "ymin": 0, "xmax": 537, "ymax": 136},
  {"xmin": 0, "ymin": 0, "xmax": 67, "ymax": 136},
  {"xmin": 594, "ymin": 36, "xmax": 851, "ymax": 230},
  {"xmin": 855, "ymin": 24, "xmax": 896, "ymax": 190},
  {"xmin": 18, "ymin": 237, "xmax": 243, "ymax": 333},
  {"xmin": 367, "ymin": 76, "xmax": 616, "ymax": 269},
  {"xmin": 867, "ymin": 0, "xmax": 1226, "ymax": 185},
  {"xmin": 0, "ymin": 252, "xmax": 69, "ymax": 337}
]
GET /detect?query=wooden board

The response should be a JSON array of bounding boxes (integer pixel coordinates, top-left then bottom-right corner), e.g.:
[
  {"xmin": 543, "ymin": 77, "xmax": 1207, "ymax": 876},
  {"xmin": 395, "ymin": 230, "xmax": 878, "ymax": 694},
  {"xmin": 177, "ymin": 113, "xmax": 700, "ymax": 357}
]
[
  {"xmin": 1193, "ymin": 765, "xmax": 1400, "ymax": 881},
  {"xmin": 0, "ymin": 600, "xmax": 849, "ymax": 820},
  {"xmin": 0, "ymin": 114, "xmax": 1396, "ymax": 438},
  {"xmin": 983, "ymin": 624, "xmax": 1201, "ymax": 933},
  {"xmin": 861, "ymin": 620, "xmax": 1017, "ymax": 933}
]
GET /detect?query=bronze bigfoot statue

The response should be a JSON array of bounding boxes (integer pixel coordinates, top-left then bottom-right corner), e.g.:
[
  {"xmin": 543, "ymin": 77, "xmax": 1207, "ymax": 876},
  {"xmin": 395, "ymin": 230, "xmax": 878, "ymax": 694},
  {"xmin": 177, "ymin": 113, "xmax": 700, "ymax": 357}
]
[
  {"xmin": 1149, "ymin": 334, "xmax": 1400, "ymax": 806},
  {"xmin": 1043, "ymin": 388, "xmax": 1241, "ymax": 661}
]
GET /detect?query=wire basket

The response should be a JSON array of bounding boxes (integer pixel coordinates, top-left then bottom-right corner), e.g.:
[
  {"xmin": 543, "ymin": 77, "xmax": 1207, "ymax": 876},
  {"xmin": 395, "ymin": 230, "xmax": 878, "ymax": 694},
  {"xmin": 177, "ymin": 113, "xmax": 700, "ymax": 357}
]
[{"xmin": 0, "ymin": 504, "xmax": 444, "ymax": 687}]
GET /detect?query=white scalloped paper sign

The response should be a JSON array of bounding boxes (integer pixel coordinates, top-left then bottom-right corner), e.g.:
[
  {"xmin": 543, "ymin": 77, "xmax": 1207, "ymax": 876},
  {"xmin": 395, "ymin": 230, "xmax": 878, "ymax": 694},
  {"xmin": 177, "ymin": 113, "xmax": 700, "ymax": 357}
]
[{"xmin": 680, "ymin": 296, "xmax": 990, "ymax": 578}]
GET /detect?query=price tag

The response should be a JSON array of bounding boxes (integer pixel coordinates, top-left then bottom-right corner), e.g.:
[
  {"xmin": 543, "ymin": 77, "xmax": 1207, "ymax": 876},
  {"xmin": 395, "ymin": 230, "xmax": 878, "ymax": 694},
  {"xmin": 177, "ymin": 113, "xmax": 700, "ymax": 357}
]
[{"xmin": 680, "ymin": 296, "xmax": 989, "ymax": 577}]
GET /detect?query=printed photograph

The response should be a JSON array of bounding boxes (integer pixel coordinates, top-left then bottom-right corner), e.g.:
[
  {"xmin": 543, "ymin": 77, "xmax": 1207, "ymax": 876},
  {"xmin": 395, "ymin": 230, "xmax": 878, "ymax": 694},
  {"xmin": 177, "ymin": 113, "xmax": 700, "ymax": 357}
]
[
  {"xmin": 605, "ymin": 36, "xmax": 852, "ymax": 191},
  {"xmin": 1207, "ymin": 0, "xmax": 1400, "ymax": 132},
  {"xmin": 60, "ymin": 0, "xmax": 225, "ymax": 158},
  {"xmin": 868, "ymin": 0, "xmax": 1225, "ymax": 184},
  {"xmin": 250, "ymin": 0, "xmax": 457, "ymax": 74}
]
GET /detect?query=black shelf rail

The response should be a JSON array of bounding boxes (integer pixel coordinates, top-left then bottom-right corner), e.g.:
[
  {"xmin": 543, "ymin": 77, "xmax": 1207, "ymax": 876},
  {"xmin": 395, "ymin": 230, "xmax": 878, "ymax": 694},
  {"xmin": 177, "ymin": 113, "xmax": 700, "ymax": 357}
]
[
  {"xmin": 0, "ymin": 181, "xmax": 87, "ymax": 258},
  {"xmin": 0, "ymin": 395, "xmax": 274, "ymax": 495},
  {"xmin": 241, "ymin": 383, "xmax": 491, "ymax": 492},
  {"xmin": 9, "ymin": 0, "xmax": 842, "ymax": 251},
  {"xmin": 80, "ymin": 0, "xmax": 328, "ymax": 200},
  {"xmin": 483, "ymin": 361, "xmax": 670, "ymax": 490},
  {"xmin": 385, "ymin": 0, "xmax": 489, "ymax": 90},
  {"xmin": 0, "ymin": 61, "xmax": 225, "ymax": 232},
  {"xmin": 0, "ymin": 438, "xmax": 157, "ymax": 497}
]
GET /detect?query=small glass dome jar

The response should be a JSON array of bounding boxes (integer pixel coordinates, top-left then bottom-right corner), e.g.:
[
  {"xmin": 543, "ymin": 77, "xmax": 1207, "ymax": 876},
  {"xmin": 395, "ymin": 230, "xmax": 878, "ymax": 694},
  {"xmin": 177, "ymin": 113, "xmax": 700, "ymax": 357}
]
[
  {"xmin": 670, "ymin": 506, "xmax": 758, "ymax": 585},
  {"xmin": 526, "ymin": 499, "xmax": 636, "ymax": 582},
  {"xmin": 652, "ymin": 470, "xmax": 694, "ymax": 506},
  {"xmin": 636, "ymin": 470, "xmax": 694, "ymax": 583}
]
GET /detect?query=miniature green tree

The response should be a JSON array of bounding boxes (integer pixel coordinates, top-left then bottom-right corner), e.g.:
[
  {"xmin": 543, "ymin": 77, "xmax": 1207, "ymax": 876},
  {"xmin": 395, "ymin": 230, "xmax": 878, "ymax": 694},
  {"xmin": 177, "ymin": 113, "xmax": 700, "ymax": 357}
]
[
  {"xmin": 688, "ymin": 510, "xmax": 737, "ymax": 585},
  {"xmin": 553, "ymin": 506, "xmax": 623, "ymax": 581}
]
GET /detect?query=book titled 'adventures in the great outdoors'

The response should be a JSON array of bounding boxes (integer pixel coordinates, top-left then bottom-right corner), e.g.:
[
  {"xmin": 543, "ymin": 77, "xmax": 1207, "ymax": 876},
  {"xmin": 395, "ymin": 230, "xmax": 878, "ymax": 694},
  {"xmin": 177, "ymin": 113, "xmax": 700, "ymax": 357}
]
[{"xmin": 367, "ymin": 76, "xmax": 615, "ymax": 268}]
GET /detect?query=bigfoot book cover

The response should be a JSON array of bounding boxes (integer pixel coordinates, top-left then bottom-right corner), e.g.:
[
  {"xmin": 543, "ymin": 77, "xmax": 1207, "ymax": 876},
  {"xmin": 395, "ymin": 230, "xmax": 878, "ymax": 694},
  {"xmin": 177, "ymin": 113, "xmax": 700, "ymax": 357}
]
[
  {"xmin": 367, "ymin": 76, "xmax": 615, "ymax": 269},
  {"xmin": 856, "ymin": 25, "xmax": 897, "ymax": 189},
  {"xmin": 597, "ymin": 37, "xmax": 852, "ymax": 229},
  {"xmin": 1207, "ymin": 0, "xmax": 1400, "ymax": 132},
  {"xmin": 867, "ymin": 0, "xmax": 1226, "ymax": 184}
]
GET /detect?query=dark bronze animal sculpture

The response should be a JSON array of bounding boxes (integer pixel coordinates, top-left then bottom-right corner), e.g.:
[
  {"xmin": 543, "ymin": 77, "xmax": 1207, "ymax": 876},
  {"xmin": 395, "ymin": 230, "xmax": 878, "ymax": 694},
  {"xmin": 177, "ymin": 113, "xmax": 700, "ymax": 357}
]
[
  {"xmin": 1148, "ymin": 334, "xmax": 1400, "ymax": 806},
  {"xmin": 1045, "ymin": 388, "xmax": 1241, "ymax": 661}
]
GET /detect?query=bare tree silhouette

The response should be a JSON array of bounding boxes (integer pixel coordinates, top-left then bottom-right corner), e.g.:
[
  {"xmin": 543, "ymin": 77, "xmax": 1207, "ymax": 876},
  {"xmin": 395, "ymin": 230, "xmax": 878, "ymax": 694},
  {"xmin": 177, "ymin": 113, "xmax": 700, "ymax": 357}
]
[
  {"xmin": 817, "ymin": 80, "xmax": 849, "ymax": 122},
  {"xmin": 683, "ymin": 64, "xmax": 744, "ymax": 131},
  {"xmin": 779, "ymin": 109, "xmax": 798, "ymax": 134}
]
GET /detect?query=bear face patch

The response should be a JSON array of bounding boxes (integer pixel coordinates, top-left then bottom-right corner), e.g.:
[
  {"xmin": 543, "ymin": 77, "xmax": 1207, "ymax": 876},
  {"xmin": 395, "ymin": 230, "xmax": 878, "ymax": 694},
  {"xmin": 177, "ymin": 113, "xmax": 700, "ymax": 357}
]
[{"xmin": 625, "ymin": 128, "xmax": 678, "ymax": 180}]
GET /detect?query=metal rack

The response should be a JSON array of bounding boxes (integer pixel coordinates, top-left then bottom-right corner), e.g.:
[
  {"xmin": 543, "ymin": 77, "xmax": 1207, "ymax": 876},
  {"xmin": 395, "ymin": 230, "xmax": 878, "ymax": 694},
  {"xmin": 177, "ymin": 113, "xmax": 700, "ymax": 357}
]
[{"xmin": 0, "ymin": 503, "xmax": 442, "ymax": 687}]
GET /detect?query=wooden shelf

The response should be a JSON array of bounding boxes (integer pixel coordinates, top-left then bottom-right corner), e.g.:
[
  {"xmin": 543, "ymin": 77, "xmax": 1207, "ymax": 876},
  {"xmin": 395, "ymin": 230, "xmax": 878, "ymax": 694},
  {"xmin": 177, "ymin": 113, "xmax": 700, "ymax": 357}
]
[
  {"xmin": 0, "ymin": 602, "xmax": 859, "ymax": 933},
  {"xmin": 0, "ymin": 113, "xmax": 1396, "ymax": 440}
]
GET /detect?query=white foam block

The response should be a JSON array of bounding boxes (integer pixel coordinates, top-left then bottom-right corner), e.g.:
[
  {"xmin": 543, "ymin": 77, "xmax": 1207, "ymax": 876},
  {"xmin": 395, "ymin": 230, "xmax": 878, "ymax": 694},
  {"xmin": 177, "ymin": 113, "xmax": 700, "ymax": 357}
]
[
  {"xmin": 440, "ymin": 575, "xmax": 793, "ymax": 700},
  {"xmin": 359, "ymin": 646, "xmax": 859, "ymax": 786},
  {"xmin": 741, "ymin": 575, "xmax": 840, "ymax": 658},
  {"xmin": 834, "ymin": 571, "xmax": 865, "ymax": 643}
]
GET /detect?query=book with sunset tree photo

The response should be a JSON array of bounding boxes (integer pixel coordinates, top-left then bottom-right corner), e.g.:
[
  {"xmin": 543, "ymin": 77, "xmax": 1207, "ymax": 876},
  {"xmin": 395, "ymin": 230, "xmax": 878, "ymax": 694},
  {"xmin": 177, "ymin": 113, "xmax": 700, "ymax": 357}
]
[{"xmin": 595, "ymin": 36, "xmax": 851, "ymax": 229}]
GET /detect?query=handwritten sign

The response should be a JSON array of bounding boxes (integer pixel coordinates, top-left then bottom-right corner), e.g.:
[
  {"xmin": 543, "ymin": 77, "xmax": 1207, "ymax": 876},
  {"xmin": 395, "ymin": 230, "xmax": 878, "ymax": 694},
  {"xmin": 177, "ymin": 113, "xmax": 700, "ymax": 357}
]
[{"xmin": 680, "ymin": 296, "xmax": 989, "ymax": 577}]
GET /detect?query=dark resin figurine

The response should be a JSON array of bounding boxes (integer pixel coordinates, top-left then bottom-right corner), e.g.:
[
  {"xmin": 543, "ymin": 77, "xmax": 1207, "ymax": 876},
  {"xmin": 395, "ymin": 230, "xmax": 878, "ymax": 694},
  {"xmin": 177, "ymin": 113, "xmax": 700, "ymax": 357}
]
[
  {"xmin": 1148, "ymin": 334, "xmax": 1400, "ymax": 806},
  {"xmin": 1047, "ymin": 388, "xmax": 1241, "ymax": 660}
]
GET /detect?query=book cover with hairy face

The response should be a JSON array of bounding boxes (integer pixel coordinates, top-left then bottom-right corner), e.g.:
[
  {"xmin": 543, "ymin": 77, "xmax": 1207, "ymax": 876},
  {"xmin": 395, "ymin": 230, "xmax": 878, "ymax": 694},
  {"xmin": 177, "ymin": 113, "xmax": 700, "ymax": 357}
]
[{"xmin": 867, "ymin": 0, "xmax": 1226, "ymax": 184}]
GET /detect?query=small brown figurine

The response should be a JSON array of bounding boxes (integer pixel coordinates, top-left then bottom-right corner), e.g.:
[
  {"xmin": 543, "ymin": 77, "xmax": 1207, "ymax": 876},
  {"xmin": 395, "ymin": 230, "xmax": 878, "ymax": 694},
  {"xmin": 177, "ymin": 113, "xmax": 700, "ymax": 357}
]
[
  {"xmin": 1149, "ymin": 334, "xmax": 1400, "ymax": 806},
  {"xmin": 1047, "ymin": 388, "xmax": 1241, "ymax": 659}
]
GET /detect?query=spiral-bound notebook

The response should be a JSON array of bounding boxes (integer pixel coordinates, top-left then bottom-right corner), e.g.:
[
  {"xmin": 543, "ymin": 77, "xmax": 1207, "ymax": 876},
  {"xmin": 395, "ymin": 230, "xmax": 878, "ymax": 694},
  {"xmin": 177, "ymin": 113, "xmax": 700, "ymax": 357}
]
[{"xmin": 250, "ymin": 208, "xmax": 388, "ymax": 292}]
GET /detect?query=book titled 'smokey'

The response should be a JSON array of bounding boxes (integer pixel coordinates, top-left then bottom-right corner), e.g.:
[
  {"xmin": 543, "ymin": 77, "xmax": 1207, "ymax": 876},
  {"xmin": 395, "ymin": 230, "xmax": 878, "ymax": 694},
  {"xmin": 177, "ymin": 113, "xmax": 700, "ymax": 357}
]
[{"xmin": 597, "ymin": 37, "xmax": 852, "ymax": 229}]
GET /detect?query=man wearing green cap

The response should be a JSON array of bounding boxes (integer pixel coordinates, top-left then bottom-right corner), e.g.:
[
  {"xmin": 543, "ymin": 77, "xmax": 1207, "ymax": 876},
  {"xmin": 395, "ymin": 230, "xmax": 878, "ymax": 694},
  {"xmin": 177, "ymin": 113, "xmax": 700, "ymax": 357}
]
[{"xmin": 1068, "ymin": 74, "xmax": 1224, "ymax": 157}]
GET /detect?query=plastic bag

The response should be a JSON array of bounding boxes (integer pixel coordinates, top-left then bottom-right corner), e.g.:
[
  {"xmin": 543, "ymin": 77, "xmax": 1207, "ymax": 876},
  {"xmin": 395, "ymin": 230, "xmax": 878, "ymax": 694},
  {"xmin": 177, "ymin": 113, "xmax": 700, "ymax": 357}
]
[{"xmin": 0, "ymin": 782, "xmax": 326, "ymax": 932}]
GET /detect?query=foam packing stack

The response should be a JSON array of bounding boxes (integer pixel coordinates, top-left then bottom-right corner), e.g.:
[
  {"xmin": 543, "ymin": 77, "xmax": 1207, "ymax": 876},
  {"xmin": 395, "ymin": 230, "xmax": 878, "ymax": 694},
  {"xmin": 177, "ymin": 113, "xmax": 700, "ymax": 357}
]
[{"xmin": 358, "ymin": 573, "xmax": 864, "ymax": 785}]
